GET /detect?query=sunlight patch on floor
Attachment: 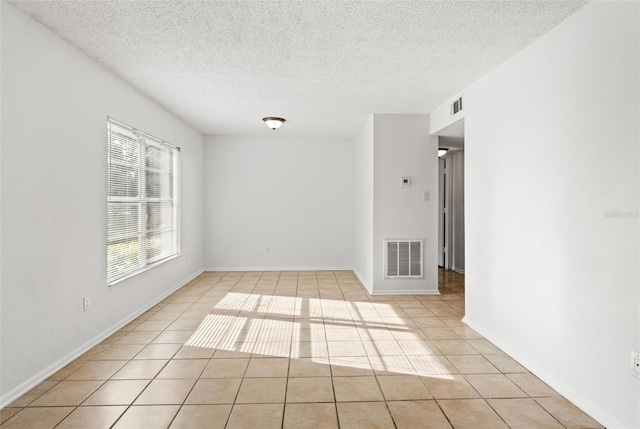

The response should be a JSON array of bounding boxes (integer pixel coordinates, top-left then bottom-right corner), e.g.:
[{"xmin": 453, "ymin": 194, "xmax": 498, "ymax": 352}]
[{"xmin": 184, "ymin": 293, "xmax": 454, "ymax": 379}]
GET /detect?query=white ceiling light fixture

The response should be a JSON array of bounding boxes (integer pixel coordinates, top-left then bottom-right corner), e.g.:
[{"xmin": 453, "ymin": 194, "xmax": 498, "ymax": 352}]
[
  {"xmin": 438, "ymin": 148, "xmax": 449, "ymax": 157},
  {"xmin": 263, "ymin": 117, "xmax": 286, "ymax": 130}
]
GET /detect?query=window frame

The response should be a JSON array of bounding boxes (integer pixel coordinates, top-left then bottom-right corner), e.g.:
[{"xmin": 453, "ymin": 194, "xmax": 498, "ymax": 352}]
[{"xmin": 107, "ymin": 117, "xmax": 181, "ymax": 286}]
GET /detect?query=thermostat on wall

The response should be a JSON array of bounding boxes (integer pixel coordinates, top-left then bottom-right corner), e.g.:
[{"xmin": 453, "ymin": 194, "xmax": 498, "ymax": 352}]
[{"xmin": 401, "ymin": 177, "xmax": 411, "ymax": 188}]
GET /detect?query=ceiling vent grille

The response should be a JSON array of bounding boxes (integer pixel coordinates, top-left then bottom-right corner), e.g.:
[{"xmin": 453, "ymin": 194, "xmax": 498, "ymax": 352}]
[
  {"xmin": 451, "ymin": 96, "xmax": 463, "ymax": 115},
  {"xmin": 385, "ymin": 239, "xmax": 423, "ymax": 278}
]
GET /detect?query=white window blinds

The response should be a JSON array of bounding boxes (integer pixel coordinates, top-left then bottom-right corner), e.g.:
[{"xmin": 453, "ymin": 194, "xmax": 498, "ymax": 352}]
[{"xmin": 107, "ymin": 117, "xmax": 180, "ymax": 285}]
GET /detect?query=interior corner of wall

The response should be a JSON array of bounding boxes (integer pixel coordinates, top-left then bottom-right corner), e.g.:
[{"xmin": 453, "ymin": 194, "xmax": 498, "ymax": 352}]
[{"xmin": 353, "ymin": 268, "xmax": 373, "ymax": 294}]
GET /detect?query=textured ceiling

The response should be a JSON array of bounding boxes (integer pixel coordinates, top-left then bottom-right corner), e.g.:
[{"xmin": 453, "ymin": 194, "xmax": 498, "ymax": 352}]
[{"xmin": 11, "ymin": 0, "xmax": 587, "ymax": 138}]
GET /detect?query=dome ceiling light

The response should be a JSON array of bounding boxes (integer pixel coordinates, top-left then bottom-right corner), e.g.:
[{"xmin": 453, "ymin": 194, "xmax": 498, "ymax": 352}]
[{"xmin": 263, "ymin": 117, "xmax": 286, "ymax": 130}]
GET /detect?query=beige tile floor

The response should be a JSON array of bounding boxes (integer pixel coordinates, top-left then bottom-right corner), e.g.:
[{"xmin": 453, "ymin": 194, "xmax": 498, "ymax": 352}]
[{"xmin": 1, "ymin": 270, "xmax": 603, "ymax": 429}]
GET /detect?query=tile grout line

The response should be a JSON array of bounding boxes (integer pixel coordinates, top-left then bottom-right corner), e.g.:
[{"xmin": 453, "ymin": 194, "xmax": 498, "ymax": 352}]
[{"xmin": 2, "ymin": 270, "xmax": 600, "ymax": 429}]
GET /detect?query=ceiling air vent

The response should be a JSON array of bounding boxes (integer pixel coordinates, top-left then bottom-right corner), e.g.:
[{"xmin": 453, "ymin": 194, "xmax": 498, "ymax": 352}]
[
  {"xmin": 385, "ymin": 239, "xmax": 423, "ymax": 278},
  {"xmin": 450, "ymin": 96, "xmax": 463, "ymax": 115}
]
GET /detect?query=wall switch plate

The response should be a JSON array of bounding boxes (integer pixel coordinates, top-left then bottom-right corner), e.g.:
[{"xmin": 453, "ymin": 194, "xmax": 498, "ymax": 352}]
[
  {"xmin": 83, "ymin": 298, "xmax": 91, "ymax": 312},
  {"xmin": 632, "ymin": 351, "xmax": 640, "ymax": 377},
  {"xmin": 422, "ymin": 192, "xmax": 430, "ymax": 201}
]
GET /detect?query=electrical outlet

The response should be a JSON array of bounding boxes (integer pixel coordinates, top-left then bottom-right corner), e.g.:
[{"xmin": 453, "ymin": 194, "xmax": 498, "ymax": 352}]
[
  {"xmin": 83, "ymin": 298, "xmax": 91, "ymax": 312},
  {"xmin": 266, "ymin": 247, "xmax": 271, "ymax": 254},
  {"xmin": 632, "ymin": 351, "xmax": 640, "ymax": 377}
]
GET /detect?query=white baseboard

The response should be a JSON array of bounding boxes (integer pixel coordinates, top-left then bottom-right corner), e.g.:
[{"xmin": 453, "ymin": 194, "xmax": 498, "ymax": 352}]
[
  {"xmin": 204, "ymin": 266, "xmax": 354, "ymax": 272},
  {"xmin": 352, "ymin": 268, "xmax": 372, "ymax": 293},
  {"xmin": 0, "ymin": 268, "xmax": 204, "ymax": 409},
  {"xmin": 461, "ymin": 316, "xmax": 616, "ymax": 429},
  {"xmin": 340, "ymin": 269, "xmax": 442, "ymax": 296},
  {"xmin": 452, "ymin": 267, "xmax": 465, "ymax": 274},
  {"xmin": 371, "ymin": 289, "xmax": 441, "ymax": 296}
]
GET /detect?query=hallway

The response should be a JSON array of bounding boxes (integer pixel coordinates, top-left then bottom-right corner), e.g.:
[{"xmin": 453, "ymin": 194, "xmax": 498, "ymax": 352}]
[{"xmin": 1, "ymin": 271, "xmax": 602, "ymax": 428}]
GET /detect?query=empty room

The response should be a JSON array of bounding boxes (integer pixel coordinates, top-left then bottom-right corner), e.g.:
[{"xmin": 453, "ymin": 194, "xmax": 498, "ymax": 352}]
[{"xmin": 1, "ymin": 1, "xmax": 638, "ymax": 428}]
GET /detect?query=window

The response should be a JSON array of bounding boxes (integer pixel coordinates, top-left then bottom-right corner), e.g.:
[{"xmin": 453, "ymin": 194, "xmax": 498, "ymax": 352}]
[{"xmin": 107, "ymin": 117, "xmax": 180, "ymax": 285}]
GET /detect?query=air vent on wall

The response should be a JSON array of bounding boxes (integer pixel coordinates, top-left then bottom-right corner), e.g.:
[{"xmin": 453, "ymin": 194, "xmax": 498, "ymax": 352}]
[
  {"xmin": 451, "ymin": 96, "xmax": 463, "ymax": 115},
  {"xmin": 385, "ymin": 239, "xmax": 423, "ymax": 278}
]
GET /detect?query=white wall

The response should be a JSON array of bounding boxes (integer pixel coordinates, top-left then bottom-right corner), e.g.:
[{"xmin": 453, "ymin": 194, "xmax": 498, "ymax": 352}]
[
  {"xmin": 429, "ymin": 92, "xmax": 464, "ymax": 135},
  {"xmin": 352, "ymin": 117, "xmax": 374, "ymax": 292},
  {"xmin": 0, "ymin": 3, "xmax": 204, "ymax": 405},
  {"xmin": 372, "ymin": 114, "xmax": 439, "ymax": 294},
  {"xmin": 437, "ymin": 158, "xmax": 445, "ymax": 267},
  {"xmin": 463, "ymin": 2, "xmax": 639, "ymax": 427},
  {"xmin": 450, "ymin": 150, "xmax": 465, "ymax": 272},
  {"xmin": 203, "ymin": 135, "xmax": 353, "ymax": 270},
  {"xmin": 0, "ymin": 1, "xmax": 4, "ymax": 407},
  {"xmin": 353, "ymin": 115, "xmax": 374, "ymax": 292}
]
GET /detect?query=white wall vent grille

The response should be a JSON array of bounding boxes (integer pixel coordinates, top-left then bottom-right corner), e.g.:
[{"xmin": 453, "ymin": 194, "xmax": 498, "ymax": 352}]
[
  {"xmin": 451, "ymin": 96, "xmax": 463, "ymax": 115},
  {"xmin": 385, "ymin": 239, "xmax": 423, "ymax": 278}
]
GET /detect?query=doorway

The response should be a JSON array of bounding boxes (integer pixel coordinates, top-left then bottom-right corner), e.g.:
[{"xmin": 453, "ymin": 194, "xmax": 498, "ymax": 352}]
[
  {"xmin": 437, "ymin": 137, "xmax": 465, "ymax": 273},
  {"xmin": 438, "ymin": 157, "xmax": 449, "ymax": 268}
]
